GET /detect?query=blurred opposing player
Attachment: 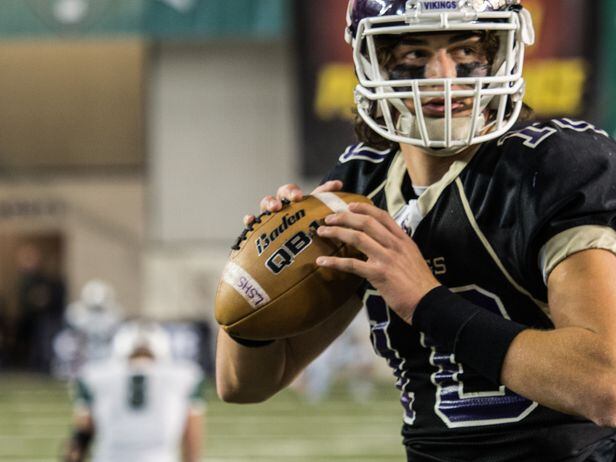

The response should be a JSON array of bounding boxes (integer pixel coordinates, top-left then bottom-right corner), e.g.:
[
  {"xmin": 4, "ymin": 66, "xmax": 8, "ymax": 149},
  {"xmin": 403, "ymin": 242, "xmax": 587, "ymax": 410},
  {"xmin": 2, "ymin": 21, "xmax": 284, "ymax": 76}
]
[
  {"xmin": 63, "ymin": 321, "xmax": 205, "ymax": 462},
  {"xmin": 53, "ymin": 280, "xmax": 123, "ymax": 378},
  {"xmin": 64, "ymin": 279, "xmax": 123, "ymax": 357},
  {"xmin": 216, "ymin": 1, "xmax": 616, "ymax": 460}
]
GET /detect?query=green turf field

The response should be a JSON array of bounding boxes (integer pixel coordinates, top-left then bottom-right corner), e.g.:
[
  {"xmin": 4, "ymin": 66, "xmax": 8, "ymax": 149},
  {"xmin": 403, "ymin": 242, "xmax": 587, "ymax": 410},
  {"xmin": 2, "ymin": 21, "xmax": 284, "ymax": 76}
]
[{"xmin": 0, "ymin": 374, "xmax": 405, "ymax": 462}]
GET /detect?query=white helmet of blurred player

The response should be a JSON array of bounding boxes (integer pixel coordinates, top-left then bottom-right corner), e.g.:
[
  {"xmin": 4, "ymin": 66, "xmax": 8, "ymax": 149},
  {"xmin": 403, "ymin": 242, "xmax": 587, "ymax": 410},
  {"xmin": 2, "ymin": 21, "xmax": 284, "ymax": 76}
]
[
  {"xmin": 80, "ymin": 279, "xmax": 116, "ymax": 309},
  {"xmin": 111, "ymin": 321, "xmax": 172, "ymax": 361},
  {"xmin": 65, "ymin": 279, "xmax": 122, "ymax": 337}
]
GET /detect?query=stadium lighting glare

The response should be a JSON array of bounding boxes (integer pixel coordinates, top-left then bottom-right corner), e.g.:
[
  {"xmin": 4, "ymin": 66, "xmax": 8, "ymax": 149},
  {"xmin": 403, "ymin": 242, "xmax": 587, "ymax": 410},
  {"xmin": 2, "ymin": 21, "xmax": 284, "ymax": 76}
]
[
  {"xmin": 53, "ymin": 0, "xmax": 89, "ymax": 24},
  {"xmin": 157, "ymin": 0, "xmax": 197, "ymax": 14}
]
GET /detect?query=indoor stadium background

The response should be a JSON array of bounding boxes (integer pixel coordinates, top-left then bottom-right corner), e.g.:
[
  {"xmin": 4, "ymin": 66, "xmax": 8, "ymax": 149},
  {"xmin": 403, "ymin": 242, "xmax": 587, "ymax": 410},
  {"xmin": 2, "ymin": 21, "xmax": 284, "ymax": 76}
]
[{"xmin": 0, "ymin": 0, "xmax": 614, "ymax": 461}]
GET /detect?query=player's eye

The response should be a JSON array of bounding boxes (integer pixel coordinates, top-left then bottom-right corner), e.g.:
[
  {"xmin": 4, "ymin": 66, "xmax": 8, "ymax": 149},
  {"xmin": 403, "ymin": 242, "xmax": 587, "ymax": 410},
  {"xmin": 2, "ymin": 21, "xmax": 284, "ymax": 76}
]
[
  {"xmin": 451, "ymin": 45, "xmax": 484, "ymax": 61},
  {"xmin": 404, "ymin": 50, "xmax": 429, "ymax": 60}
]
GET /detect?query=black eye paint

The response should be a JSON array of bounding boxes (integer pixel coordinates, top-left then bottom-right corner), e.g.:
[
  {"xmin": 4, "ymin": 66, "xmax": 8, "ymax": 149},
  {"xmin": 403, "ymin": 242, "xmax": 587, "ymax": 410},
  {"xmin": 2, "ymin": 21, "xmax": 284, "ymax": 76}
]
[
  {"xmin": 389, "ymin": 64, "xmax": 425, "ymax": 91},
  {"xmin": 388, "ymin": 62, "xmax": 490, "ymax": 92},
  {"xmin": 456, "ymin": 62, "xmax": 490, "ymax": 78},
  {"xmin": 390, "ymin": 64, "xmax": 426, "ymax": 80}
]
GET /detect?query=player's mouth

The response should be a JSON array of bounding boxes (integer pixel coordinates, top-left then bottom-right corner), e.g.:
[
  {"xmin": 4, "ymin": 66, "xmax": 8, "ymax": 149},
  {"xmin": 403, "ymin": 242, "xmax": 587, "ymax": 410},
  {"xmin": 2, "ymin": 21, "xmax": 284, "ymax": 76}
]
[{"xmin": 422, "ymin": 98, "xmax": 468, "ymax": 117}]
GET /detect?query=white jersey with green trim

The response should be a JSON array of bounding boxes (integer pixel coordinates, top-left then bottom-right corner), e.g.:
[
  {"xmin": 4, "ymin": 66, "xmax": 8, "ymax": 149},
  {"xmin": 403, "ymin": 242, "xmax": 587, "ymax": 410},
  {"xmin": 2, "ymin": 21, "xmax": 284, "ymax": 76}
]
[{"xmin": 75, "ymin": 358, "xmax": 205, "ymax": 462}]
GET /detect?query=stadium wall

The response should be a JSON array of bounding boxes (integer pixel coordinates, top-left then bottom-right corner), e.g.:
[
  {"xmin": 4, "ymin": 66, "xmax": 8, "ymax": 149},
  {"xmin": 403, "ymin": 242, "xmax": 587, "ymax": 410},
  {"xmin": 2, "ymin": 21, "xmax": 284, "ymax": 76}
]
[
  {"xmin": 0, "ymin": 176, "xmax": 145, "ymax": 315},
  {"xmin": 143, "ymin": 41, "xmax": 314, "ymax": 321}
]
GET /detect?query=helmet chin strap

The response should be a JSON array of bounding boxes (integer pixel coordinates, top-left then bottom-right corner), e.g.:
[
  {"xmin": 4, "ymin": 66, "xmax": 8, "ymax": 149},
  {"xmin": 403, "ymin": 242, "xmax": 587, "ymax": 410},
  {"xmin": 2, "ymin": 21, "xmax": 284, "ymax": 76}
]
[{"xmin": 397, "ymin": 112, "xmax": 487, "ymax": 158}]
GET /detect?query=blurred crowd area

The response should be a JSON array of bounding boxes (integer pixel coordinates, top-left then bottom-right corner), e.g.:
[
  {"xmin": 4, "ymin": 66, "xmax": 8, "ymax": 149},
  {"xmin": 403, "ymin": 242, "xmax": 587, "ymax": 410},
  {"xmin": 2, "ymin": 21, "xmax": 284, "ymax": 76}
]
[
  {"xmin": 0, "ymin": 240, "xmax": 65, "ymax": 374},
  {"xmin": 0, "ymin": 237, "xmax": 373, "ymax": 405},
  {"xmin": 0, "ymin": 239, "xmax": 215, "ymax": 379}
]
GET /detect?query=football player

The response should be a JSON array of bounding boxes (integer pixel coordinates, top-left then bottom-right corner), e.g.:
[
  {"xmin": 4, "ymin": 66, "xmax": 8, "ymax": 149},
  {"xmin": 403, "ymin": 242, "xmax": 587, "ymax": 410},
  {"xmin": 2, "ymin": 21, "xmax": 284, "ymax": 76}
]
[
  {"xmin": 216, "ymin": 1, "xmax": 616, "ymax": 460},
  {"xmin": 63, "ymin": 321, "xmax": 205, "ymax": 462},
  {"xmin": 54, "ymin": 280, "xmax": 123, "ymax": 377}
]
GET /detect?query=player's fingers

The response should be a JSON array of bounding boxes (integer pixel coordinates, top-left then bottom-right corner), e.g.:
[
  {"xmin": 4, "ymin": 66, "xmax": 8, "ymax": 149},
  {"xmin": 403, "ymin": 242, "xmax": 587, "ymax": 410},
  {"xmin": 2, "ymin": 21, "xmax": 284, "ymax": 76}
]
[
  {"xmin": 259, "ymin": 195, "xmax": 283, "ymax": 213},
  {"xmin": 312, "ymin": 180, "xmax": 344, "ymax": 194},
  {"xmin": 243, "ymin": 215, "xmax": 255, "ymax": 227},
  {"xmin": 316, "ymin": 255, "xmax": 372, "ymax": 279},
  {"xmin": 348, "ymin": 202, "xmax": 409, "ymax": 239},
  {"xmin": 258, "ymin": 183, "xmax": 305, "ymax": 215},
  {"xmin": 276, "ymin": 183, "xmax": 304, "ymax": 202},
  {"xmin": 324, "ymin": 211, "xmax": 394, "ymax": 248},
  {"xmin": 317, "ymin": 225, "xmax": 382, "ymax": 257}
]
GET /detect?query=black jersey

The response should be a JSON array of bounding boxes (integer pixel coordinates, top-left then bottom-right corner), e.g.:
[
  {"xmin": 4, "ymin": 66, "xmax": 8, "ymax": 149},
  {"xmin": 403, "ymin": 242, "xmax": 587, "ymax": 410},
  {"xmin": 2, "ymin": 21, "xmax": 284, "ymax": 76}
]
[{"xmin": 322, "ymin": 119, "xmax": 616, "ymax": 462}]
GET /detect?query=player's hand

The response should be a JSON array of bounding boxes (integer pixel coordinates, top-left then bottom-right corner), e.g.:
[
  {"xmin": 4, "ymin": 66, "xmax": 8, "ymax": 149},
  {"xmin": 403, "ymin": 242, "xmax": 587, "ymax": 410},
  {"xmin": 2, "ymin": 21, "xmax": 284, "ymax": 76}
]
[
  {"xmin": 61, "ymin": 443, "xmax": 83, "ymax": 462},
  {"xmin": 243, "ymin": 180, "xmax": 344, "ymax": 226},
  {"xmin": 315, "ymin": 202, "xmax": 440, "ymax": 324}
]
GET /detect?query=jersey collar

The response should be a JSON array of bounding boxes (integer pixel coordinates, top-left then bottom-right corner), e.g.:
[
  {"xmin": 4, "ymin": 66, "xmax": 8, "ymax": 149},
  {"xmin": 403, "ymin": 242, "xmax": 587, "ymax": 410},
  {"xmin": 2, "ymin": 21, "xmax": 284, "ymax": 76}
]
[{"xmin": 385, "ymin": 147, "xmax": 479, "ymax": 220}]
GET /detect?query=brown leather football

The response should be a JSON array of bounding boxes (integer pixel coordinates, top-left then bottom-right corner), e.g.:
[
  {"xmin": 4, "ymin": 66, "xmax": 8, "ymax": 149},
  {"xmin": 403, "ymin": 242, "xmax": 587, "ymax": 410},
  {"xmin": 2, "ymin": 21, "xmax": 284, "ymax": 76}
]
[{"xmin": 215, "ymin": 192, "xmax": 372, "ymax": 340}]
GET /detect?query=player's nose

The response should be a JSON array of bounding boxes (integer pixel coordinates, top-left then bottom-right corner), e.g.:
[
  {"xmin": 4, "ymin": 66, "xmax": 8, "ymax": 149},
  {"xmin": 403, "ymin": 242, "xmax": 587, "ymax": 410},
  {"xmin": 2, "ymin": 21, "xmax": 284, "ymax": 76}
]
[{"xmin": 425, "ymin": 49, "xmax": 457, "ymax": 80}]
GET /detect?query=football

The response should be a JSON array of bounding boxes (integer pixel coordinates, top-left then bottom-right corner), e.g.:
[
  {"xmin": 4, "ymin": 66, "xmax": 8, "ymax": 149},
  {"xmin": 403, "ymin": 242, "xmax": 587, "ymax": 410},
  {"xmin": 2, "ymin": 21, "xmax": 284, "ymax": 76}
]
[{"xmin": 215, "ymin": 192, "xmax": 372, "ymax": 340}]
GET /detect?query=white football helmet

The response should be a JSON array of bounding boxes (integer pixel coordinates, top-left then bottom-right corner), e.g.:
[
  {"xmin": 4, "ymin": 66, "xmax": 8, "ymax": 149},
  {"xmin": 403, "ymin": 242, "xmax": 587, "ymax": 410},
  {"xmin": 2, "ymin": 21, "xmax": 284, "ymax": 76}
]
[
  {"xmin": 346, "ymin": 0, "xmax": 535, "ymax": 156},
  {"xmin": 80, "ymin": 279, "xmax": 116, "ymax": 309},
  {"xmin": 65, "ymin": 279, "xmax": 122, "ymax": 337},
  {"xmin": 112, "ymin": 321, "xmax": 172, "ymax": 361}
]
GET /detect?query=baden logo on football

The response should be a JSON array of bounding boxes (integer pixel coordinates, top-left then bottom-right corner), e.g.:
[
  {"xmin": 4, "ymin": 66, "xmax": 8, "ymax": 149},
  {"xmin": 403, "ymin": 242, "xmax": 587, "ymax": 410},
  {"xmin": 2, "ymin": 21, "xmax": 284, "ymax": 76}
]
[{"xmin": 256, "ymin": 209, "xmax": 307, "ymax": 256}]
